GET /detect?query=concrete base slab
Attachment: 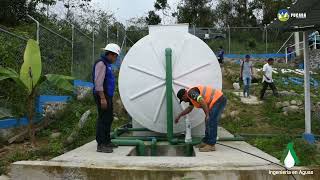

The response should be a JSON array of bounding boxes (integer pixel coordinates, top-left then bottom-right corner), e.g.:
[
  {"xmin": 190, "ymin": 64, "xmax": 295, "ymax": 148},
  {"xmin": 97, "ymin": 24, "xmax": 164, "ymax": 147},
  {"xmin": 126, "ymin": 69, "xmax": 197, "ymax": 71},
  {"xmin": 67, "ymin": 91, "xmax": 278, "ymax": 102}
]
[{"xmin": 10, "ymin": 127, "xmax": 319, "ymax": 180}]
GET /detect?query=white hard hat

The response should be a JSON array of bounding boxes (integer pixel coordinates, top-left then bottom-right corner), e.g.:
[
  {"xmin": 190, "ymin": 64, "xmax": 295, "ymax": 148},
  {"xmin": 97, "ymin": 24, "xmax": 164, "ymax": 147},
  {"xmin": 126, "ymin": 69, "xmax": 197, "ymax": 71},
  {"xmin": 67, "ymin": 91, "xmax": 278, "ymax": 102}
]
[{"xmin": 102, "ymin": 43, "xmax": 121, "ymax": 55}]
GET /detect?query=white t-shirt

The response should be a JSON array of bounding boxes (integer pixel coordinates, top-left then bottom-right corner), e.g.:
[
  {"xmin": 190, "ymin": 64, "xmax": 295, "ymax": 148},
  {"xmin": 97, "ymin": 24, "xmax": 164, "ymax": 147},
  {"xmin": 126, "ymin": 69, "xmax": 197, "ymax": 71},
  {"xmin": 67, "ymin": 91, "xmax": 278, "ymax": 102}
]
[{"xmin": 262, "ymin": 63, "xmax": 273, "ymax": 83}]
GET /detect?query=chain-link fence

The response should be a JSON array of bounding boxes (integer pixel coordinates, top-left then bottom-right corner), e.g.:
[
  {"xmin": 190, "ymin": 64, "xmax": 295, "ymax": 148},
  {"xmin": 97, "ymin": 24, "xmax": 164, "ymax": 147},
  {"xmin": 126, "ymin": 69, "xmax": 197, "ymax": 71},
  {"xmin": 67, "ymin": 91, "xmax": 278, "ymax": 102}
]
[
  {"xmin": 0, "ymin": 27, "xmax": 29, "ymax": 116},
  {"xmin": 72, "ymin": 26, "xmax": 93, "ymax": 81},
  {"xmin": 192, "ymin": 26, "xmax": 293, "ymax": 55},
  {"xmin": 39, "ymin": 24, "xmax": 72, "ymax": 76}
]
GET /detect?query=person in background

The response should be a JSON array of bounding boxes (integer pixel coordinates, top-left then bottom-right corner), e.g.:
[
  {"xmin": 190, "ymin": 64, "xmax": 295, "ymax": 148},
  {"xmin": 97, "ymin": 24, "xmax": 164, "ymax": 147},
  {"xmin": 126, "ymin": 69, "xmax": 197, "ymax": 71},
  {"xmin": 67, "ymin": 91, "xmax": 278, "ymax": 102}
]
[
  {"xmin": 287, "ymin": 46, "xmax": 294, "ymax": 62},
  {"xmin": 217, "ymin": 46, "xmax": 224, "ymax": 64},
  {"xmin": 92, "ymin": 43, "xmax": 121, "ymax": 153},
  {"xmin": 240, "ymin": 55, "xmax": 253, "ymax": 97},
  {"xmin": 260, "ymin": 58, "xmax": 278, "ymax": 100}
]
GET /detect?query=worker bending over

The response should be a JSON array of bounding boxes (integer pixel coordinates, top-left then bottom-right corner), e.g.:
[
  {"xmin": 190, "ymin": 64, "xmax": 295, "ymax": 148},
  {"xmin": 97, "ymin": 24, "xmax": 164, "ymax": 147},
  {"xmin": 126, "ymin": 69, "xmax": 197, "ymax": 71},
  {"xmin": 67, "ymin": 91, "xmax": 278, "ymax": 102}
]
[{"xmin": 175, "ymin": 86, "xmax": 227, "ymax": 152}]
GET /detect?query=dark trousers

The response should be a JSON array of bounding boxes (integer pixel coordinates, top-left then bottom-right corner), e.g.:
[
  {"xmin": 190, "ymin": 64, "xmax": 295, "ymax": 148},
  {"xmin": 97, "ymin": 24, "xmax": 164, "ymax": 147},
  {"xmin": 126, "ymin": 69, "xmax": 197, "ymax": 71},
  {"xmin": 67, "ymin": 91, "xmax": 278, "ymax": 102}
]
[
  {"xmin": 203, "ymin": 96, "xmax": 227, "ymax": 145},
  {"xmin": 260, "ymin": 81, "xmax": 278, "ymax": 99},
  {"xmin": 94, "ymin": 94, "xmax": 113, "ymax": 146}
]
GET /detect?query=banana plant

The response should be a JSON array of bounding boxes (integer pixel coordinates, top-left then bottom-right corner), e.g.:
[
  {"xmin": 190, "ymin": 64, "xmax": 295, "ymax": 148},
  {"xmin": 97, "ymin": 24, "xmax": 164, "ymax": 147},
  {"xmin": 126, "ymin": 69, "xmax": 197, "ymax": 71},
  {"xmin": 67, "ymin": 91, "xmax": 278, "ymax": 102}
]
[{"xmin": 0, "ymin": 39, "xmax": 74, "ymax": 146}]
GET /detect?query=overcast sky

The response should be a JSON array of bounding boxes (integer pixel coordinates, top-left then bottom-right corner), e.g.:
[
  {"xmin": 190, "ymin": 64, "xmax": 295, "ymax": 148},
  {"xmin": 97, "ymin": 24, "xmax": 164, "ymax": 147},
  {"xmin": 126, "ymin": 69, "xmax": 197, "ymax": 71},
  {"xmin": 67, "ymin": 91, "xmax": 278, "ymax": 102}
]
[
  {"xmin": 51, "ymin": 0, "xmax": 180, "ymax": 25},
  {"xmin": 92, "ymin": 0, "xmax": 180, "ymax": 24}
]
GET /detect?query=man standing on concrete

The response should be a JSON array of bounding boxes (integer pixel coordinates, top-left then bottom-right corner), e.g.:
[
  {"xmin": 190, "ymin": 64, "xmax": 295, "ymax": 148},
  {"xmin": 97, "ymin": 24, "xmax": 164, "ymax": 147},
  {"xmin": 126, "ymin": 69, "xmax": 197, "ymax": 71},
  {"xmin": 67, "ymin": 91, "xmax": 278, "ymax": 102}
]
[
  {"xmin": 175, "ymin": 86, "xmax": 227, "ymax": 152},
  {"xmin": 92, "ymin": 43, "xmax": 121, "ymax": 153},
  {"xmin": 260, "ymin": 58, "xmax": 278, "ymax": 100},
  {"xmin": 240, "ymin": 55, "xmax": 253, "ymax": 97}
]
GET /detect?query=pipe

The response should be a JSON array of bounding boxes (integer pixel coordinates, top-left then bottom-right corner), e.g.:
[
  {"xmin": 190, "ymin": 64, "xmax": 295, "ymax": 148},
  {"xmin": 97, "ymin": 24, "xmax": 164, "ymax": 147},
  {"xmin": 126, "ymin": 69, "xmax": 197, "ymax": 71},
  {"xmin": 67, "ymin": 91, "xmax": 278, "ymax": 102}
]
[
  {"xmin": 237, "ymin": 133, "xmax": 320, "ymax": 139},
  {"xmin": 113, "ymin": 128, "xmax": 151, "ymax": 139},
  {"xmin": 115, "ymin": 136, "xmax": 168, "ymax": 141},
  {"xmin": 185, "ymin": 143, "xmax": 193, "ymax": 157},
  {"xmin": 111, "ymin": 139, "xmax": 145, "ymax": 156},
  {"xmin": 165, "ymin": 48, "xmax": 178, "ymax": 145},
  {"xmin": 117, "ymin": 128, "xmax": 150, "ymax": 132},
  {"xmin": 151, "ymin": 138, "xmax": 157, "ymax": 156}
]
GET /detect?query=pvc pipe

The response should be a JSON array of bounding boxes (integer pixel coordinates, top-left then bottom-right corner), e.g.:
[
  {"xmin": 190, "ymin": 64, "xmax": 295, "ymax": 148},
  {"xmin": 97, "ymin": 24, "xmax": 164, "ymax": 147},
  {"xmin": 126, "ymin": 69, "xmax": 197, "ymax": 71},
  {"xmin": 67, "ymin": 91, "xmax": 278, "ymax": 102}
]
[
  {"xmin": 165, "ymin": 48, "xmax": 177, "ymax": 145},
  {"xmin": 115, "ymin": 136, "xmax": 168, "ymax": 141},
  {"xmin": 151, "ymin": 138, "xmax": 157, "ymax": 156},
  {"xmin": 117, "ymin": 128, "xmax": 150, "ymax": 132},
  {"xmin": 111, "ymin": 139, "xmax": 145, "ymax": 156}
]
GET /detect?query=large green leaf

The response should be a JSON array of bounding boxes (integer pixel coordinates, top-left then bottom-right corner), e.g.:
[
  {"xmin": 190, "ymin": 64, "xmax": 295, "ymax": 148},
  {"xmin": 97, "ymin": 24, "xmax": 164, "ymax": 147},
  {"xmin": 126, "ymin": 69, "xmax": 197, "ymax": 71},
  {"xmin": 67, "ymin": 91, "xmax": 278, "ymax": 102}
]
[
  {"xmin": 0, "ymin": 66, "xmax": 27, "ymax": 90},
  {"xmin": 20, "ymin": 39, "xmax": 42, "ymax": 94},
  {"xmin": 45, "ymin": 74, "xmax": 75, "ymax": 91}
]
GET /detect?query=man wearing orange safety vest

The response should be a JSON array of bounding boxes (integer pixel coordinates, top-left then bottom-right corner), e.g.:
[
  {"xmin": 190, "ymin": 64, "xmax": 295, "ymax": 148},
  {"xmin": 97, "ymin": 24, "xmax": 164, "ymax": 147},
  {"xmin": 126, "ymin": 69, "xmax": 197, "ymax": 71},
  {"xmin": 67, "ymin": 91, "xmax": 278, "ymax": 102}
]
[{"xmin": 175, "ymin": 86, "xmax": 227, "ymax": 152}]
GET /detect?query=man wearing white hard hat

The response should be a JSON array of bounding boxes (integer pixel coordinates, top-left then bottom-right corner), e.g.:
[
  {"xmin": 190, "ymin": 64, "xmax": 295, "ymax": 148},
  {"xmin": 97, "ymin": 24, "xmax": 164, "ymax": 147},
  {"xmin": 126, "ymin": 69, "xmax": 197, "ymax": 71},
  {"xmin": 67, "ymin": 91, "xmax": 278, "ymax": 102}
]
[{"xmin": 92, "ymin": 43, "xmax": 121, "ymax": 153}]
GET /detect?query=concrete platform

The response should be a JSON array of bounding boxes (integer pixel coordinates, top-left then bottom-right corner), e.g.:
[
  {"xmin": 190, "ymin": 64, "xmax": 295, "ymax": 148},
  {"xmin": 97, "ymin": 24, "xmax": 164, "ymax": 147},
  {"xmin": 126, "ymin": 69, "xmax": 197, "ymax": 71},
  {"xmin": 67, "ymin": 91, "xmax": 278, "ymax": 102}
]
[{"xmin": 10, "ymin": 127, "xmax": 319, "ymax": 180}]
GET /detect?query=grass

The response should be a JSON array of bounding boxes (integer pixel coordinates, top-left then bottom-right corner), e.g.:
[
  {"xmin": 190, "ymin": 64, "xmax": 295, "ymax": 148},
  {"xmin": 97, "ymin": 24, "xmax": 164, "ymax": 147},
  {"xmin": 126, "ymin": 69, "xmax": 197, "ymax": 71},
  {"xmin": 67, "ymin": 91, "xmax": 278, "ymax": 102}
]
[
  {"xmin": 221, "ymin": 61, "xmax": 320, "ymax": 166},
  {"xmin": 0, "ymin": 92, "xmax": 129, "ymax": 175}
]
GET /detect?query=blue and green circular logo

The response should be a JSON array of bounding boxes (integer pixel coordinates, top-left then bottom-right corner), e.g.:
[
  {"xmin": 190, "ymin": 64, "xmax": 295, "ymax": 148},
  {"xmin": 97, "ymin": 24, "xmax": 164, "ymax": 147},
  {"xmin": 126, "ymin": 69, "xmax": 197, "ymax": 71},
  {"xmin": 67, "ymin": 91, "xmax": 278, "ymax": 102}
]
[{"xmin": 278, "ymin": 9, "xmax": 290, "ymax": 22}]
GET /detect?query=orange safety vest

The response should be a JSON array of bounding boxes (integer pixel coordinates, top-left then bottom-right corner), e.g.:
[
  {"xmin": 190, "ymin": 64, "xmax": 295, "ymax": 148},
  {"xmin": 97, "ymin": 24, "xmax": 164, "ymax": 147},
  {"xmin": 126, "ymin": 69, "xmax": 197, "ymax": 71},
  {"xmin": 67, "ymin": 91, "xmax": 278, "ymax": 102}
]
[{"xmin": 187, "ymin": 85, "xmax": 223, "ymax": 110}]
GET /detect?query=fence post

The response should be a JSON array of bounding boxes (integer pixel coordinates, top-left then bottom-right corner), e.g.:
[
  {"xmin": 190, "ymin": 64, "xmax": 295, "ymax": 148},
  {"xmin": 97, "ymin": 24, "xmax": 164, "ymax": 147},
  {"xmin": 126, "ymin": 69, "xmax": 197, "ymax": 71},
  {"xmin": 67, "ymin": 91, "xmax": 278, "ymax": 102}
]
[
  {"xmin": 27, "ymin": 15, "xmax": 40, "ymax": 43},
  {"xmin": 117, "ymin": 25, "xmax": 119, "ymax": 44},
  {"xmin": 314, "ymin": 34, "xmax": 317, "ymax": 50},
  {"xmin": 303, "ymin": 31, "xmax": 315, "ymax": 144},
  {"xmin": 107, "ymin": 24, "xmax": 109, "ymax": 44},
  {"xmin": 285, "ymin": 47, "xmax": 288, "ymax": 64},
  {"xmin": 92, "ymin": 28, "xmax": 95, "ymax": 65},
  {"xmin": 265, "ymin": 24, "xmax": 268, "ymax": 53},
  {"xmin": 228, "ymin": 25, "xmax": 231, "ymax": 54},
  {"xmin": 71, "ymin": 24, "xmax": 74, "ymax": 76}
]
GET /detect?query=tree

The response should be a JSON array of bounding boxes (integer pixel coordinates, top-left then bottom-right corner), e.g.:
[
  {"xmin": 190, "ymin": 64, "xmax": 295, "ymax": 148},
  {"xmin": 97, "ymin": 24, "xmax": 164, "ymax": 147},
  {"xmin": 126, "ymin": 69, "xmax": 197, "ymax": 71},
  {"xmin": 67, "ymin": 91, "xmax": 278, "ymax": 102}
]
[
  {"xmin": 0, "ymin": 39, "xmax": 74, "ymax": 146},
  {"xmin": 154, "ymin": 0, "xmax": 168, "ymax": 10},
  {"xmin": 0, "ymin": 0, "xmax": 56, "ymax": 26},
  {"xmin": 126, "ymin": 17, "xmax": 148, "ymax": 45},
  {"xmin": 176, "ymin": 0, "xmax": 216, "ymax": 27},
  {"xmin": 214, "ymin": 0, "xmax": 258, "ymax": 27},
  {"xmin": 146, "ymin": 11, "xmax": 161, "ymax": 25},
  {"xmin": 58, "ymin": 0, "xmax": 92, "ymax": 22},
  {"xmin": 250, "ymin": 0, "xmax": 293, "ymax": 25}
]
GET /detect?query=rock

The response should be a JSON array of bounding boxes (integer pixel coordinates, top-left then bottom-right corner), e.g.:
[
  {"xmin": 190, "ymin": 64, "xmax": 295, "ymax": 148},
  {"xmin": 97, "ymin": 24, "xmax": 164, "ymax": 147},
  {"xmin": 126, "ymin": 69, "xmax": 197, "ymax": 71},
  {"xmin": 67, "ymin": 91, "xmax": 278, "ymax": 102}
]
[
  {"xmin": 65, "ymin": 110, "xmax": 91, "ymax": 144},
  {"xmin": 50, "ymin": 132, "xmax": 61, "ymax": 139},
  {"xmin": 279, "ymin": 91, "xmax": 299, "ymax": 97},
  {"xmin": 0, "ymin": 175, "xmax": 10, "ymax": 180},
  {"xmin": 114, "ymin": 116, "xmax": 119, "ymax": 121},
  {"xmin": 221, "ymin": 113, "xmax": 226, "ymax": 119},
  {"xmin": 282, "ymin": 101, "xmax": 290, "ymax": 107},
  {"xmin": 297, "ymin": 100, "xmax": 303, "ymax": 106},
  {"xmin": 275, "ymin": 102, "xmax": 283, "ymax": 108},
  {"xmin": 283, "ymin": 105, "xmax": 300, "ymax": 113},
  {"xmin": 283, "ymin": 111, "xmax": 288, "ymax": 116},
  {"xmin": 78, "ymin": 110, "xmax": 91, "ymax": 129},
  {"xmin": 66, "ymin": 136, "xmax": 74, "ymax": 144},
  {"xmin": 290, "ymin": 100, "xmax": 297, "ymax": 105},
  {"xmin": 76, "ymin": 87, "xmax": 92, "ymax": 100},
  {"xmin": 230, "ymin": 111, "xmax": 239, "ymax": 118},
  {"xmin": 233, "ymin": 82, "xmax": 240, "ymax": 90}
]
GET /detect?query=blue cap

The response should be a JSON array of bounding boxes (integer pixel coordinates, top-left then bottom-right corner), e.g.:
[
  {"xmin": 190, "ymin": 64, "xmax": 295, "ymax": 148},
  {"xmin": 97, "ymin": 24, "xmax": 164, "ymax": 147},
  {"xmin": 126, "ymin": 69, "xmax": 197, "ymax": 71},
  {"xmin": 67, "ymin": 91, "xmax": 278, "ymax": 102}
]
[{"xmin": 245, "ymin": 55, "xmax": 250, "ymax": 58}]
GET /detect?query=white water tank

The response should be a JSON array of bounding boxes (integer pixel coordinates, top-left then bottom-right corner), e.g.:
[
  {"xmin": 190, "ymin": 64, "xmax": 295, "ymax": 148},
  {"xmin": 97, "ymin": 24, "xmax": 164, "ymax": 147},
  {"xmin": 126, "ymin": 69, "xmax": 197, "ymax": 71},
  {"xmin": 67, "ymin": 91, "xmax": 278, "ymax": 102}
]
[{"xmin": 119, "ymin": 24, "xmax": 222, "ymax": 134}]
